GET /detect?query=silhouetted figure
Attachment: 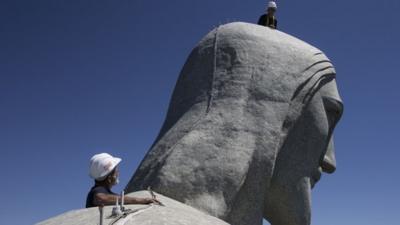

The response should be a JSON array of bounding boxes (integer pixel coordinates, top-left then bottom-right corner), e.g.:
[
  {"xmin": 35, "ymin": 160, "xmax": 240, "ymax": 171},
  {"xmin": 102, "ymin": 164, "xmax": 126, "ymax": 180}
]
[{"xmin": 258, "ymin": 1, "xmax": 278, "ymax": 29}]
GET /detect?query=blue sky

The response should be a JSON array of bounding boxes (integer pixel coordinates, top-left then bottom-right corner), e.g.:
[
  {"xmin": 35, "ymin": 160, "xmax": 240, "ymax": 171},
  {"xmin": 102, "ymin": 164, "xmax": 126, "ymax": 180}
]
[{"xmin": 1, "ymin": 0, "xmax": 399, "ymax": 224}]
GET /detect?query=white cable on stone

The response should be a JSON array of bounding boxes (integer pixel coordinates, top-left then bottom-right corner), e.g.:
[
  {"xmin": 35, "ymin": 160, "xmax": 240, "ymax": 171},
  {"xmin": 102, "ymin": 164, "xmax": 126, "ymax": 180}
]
[{"xmin": 111, "ymin": 205, "xmax": 154, "ymax": 225}]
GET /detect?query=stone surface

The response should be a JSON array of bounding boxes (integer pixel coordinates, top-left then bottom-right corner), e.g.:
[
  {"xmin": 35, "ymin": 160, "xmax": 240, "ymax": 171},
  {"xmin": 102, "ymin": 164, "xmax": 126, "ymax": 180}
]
[
  {"xmin": 37, "ymin": 191, "xmax": 229, "ymax": 225},
  {"xmin": 126, "ymin": 22, "xmax": 343, "ymax": 225},
  {"xmin": 39, "ymin": 22, "xmax": 343, "ymax": 225}
]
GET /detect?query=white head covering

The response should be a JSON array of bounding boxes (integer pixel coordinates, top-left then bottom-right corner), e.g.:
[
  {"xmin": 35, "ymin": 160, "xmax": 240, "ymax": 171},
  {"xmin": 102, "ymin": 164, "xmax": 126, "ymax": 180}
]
[
  {"xmin": 268, "ymin": 1, "xmax": 277, "ymax": 9},
  {"xmin": 89, "ymin": 153, "xmax": 121, "ymax": 181}
]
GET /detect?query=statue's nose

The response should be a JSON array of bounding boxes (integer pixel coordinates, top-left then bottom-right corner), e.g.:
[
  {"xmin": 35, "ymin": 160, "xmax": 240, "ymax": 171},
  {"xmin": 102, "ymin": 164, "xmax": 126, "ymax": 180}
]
[{"xmin": 321, "ymin": 139, "xmax": 336, "ymax": 174}]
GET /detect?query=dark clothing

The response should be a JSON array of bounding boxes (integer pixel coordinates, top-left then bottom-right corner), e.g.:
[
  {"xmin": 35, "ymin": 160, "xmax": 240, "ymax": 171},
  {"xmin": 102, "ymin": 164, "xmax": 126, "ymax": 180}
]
[
  {"xmin": 258, "ymin": 14, "xmax": 278, "ymax": 29},
  {"xmin": 85, "ymin": 185, "xmax": 117, "ymax": 208}
]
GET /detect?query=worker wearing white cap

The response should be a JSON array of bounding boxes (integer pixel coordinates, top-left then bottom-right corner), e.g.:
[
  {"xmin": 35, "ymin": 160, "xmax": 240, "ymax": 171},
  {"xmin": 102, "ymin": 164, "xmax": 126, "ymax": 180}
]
[
  {"xmin": 257, "ymin": 1, "xmax": 278, "ymax": 29},
  {"xmin": 86, "ymin": 153, "xmax": 159, "ymax": 208}
]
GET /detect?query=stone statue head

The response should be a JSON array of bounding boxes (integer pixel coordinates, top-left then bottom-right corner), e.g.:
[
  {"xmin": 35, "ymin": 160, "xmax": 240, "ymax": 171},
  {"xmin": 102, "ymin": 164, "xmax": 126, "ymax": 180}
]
[{"xmin": 126, "ymin": 22, "xmax": 343, "ymax": 225}]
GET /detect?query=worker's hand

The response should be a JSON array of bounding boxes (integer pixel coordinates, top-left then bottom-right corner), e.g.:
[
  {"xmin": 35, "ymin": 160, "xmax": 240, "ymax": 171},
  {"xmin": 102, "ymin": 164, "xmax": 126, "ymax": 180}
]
[
  {"xmin": 141, "ymin": 197, "xmax": 161, "ymax": 205},
  {"xmin": 151, "ymin": 198, "xmax": 162, "ymax": 205}
]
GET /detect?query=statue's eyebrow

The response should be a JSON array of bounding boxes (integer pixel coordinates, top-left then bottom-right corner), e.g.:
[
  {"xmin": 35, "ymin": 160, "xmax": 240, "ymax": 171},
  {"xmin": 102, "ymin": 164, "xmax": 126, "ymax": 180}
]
[
  {"xmin": 313, "ymin": 52, "xmax": 324, "ymax": 56},
  {"xmin": 291, "ymin": 66, "xmax": 335, "ymax": 101}
]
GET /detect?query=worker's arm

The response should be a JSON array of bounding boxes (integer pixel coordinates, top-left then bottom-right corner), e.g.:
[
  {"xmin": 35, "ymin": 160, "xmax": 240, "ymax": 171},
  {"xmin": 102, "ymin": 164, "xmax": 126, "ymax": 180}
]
[
  {"xmin": 94, "ymin": 193, "xmax": 159, "ymax": 206},
  {"xmin": 124, "ymin": 196, "xmax": 160, "ymax": 205}
]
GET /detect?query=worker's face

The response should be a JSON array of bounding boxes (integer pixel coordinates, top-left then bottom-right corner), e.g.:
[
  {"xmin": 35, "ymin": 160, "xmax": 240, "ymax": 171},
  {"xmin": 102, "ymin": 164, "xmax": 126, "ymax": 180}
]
[
  {"xmin": 108, "ymin": 167, "xmax": 120, "ymax": 186},
  {"xmin": 267, "ymin": 8, "xmax": 276, "ymax": 15}
]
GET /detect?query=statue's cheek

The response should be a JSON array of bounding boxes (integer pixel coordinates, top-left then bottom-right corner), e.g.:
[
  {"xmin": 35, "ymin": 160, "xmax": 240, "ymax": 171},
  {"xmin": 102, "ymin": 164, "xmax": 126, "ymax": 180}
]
[{"xmin": 301, "ymin": 96, "xmax": 331, "ymax": 167}]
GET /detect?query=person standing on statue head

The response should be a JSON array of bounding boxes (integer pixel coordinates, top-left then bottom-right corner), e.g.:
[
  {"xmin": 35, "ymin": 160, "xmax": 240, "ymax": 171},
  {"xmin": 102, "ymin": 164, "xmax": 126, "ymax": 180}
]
[
  {"xmin": 258, "ymin": 1, "xmax": 278, "ymax": 29},
  {"xmin": 85, "ymin": 153, "xmax": 159, "ymax": 208}
]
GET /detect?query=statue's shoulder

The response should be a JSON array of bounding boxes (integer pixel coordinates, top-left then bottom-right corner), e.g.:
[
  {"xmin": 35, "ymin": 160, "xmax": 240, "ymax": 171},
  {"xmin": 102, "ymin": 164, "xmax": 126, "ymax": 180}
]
[{"xmin": 37, "ymin": 191, "xmax": 230, "ymax": 225}]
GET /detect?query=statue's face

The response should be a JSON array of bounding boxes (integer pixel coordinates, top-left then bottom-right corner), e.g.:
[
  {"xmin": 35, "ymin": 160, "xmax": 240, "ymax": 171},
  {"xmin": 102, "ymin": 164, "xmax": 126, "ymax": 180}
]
[{"xmin": 264, "ymin": 78, "xmax": 343, "ymax": 225}]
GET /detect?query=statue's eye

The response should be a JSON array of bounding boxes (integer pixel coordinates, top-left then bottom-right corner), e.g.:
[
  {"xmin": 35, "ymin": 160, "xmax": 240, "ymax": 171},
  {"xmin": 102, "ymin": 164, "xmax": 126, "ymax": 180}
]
[{"xmin": 323, "ymin": 97, "xmax": 343, "ymax": 128}]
